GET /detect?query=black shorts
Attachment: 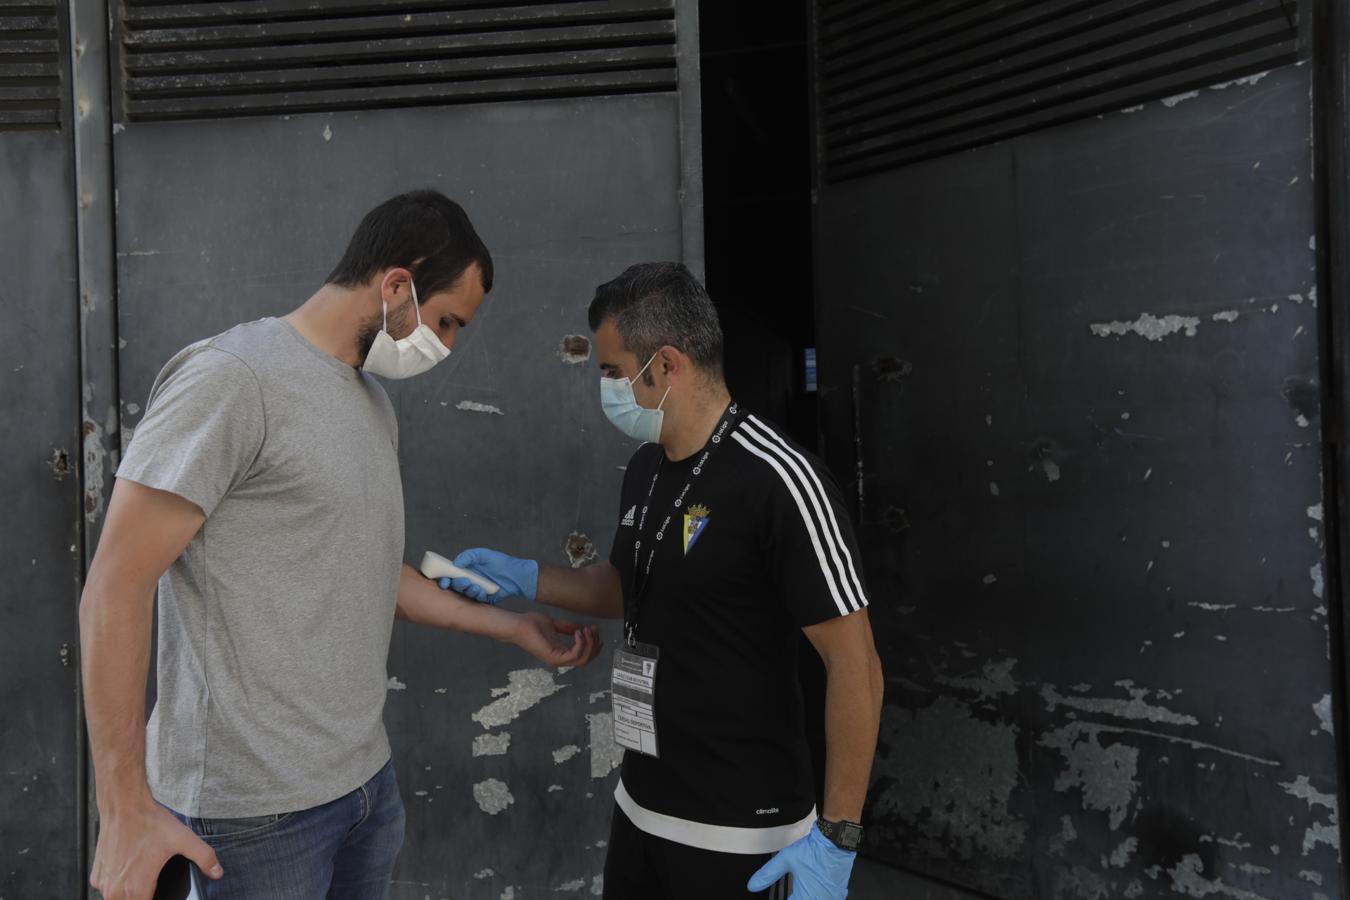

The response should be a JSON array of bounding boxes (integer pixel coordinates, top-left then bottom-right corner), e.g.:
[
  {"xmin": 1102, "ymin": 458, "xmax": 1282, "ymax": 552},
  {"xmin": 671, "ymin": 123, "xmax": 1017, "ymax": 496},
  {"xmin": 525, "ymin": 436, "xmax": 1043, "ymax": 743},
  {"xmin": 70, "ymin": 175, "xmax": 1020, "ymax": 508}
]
[{"xmin": 602, "ymin": 805, "xmax": 793, "ymax": 900}]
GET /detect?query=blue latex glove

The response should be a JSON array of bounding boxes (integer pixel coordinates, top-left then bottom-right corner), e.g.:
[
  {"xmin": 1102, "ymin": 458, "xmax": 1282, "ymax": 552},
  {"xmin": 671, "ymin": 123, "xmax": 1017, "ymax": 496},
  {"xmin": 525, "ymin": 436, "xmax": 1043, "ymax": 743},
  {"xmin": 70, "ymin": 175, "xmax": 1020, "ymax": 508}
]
[
  {"xmin": 747, "ymin": 824, "xmax": 855, "ymax": 899},
  {"xmin": 436, "ymin": 547, "xmax": 539, "ymax": 604}
]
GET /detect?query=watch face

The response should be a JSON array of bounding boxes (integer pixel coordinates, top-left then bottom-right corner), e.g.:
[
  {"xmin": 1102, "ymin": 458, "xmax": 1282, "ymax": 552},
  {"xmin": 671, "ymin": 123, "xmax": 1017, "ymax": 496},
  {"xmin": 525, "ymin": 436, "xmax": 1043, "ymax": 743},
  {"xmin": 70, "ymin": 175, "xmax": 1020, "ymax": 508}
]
[{"xmin": 819, "ymin": 818, "xmax": 864, "ymax": 850}]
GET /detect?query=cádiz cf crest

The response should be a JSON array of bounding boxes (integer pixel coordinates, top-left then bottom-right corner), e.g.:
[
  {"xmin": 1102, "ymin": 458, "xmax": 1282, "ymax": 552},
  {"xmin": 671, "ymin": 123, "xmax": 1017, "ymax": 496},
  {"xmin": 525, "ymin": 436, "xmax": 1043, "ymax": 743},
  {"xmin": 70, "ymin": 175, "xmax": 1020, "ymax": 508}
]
[{"xmin": 683, "ymin": 504, "xmax": 711, "ymax": 555}]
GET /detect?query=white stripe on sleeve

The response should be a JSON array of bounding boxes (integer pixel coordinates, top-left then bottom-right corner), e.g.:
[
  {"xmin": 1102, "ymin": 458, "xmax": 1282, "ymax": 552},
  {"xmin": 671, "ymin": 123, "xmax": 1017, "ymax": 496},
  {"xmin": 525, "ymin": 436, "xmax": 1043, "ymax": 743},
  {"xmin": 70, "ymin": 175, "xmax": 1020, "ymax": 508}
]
[
  {"xmin": 746, "ymin": 415, "xmax": 868, "ymax": 609},
  {"xmin": 731, "ymin": 430, "xmax": 851, "ymax": 617},
  {"xmin": 740, "ymin": 417, "xmax": 864, "ymax": 612}
]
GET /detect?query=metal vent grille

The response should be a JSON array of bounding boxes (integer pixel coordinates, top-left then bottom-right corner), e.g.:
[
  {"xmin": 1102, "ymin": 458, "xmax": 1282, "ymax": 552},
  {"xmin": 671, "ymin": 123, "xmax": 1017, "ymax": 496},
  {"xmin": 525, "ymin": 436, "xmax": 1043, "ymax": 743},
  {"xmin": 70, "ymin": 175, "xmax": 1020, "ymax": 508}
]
[
  {"xmin": 2, "ymin": 0, "xmax": 62, "ymax": 130},
  {"xmin": 119, "ymin": 0, "xmax": 678, "ymax": 122},
  {"xmin": 815, "ymin": 0, "xmax": 1302, "ymax": 182}
]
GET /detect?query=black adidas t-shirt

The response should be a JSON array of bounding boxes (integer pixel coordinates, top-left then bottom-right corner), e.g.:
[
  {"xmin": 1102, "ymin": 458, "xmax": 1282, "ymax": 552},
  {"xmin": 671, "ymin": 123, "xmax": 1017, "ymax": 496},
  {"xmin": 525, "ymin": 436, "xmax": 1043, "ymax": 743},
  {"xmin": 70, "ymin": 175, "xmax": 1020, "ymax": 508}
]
[{"xmin": 609, "ymin": 406, "xmax": 870, "ymax": 833}]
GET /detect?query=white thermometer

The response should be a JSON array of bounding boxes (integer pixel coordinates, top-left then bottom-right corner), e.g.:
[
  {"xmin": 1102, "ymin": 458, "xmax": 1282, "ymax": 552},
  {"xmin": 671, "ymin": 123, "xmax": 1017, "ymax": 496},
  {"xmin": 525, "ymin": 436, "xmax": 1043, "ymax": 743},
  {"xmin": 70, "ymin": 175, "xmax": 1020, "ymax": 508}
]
[{"xmin": 419, "ymin": 550, "xmax": 501, "ymax": 597}]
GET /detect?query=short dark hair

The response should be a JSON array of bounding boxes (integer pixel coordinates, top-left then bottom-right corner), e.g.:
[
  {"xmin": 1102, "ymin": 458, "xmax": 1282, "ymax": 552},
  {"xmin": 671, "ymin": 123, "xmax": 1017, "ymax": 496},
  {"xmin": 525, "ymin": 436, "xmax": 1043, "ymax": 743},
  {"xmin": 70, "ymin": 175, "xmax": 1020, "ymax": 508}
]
[
  {"xmin": 327, "ymin": 189, "xmax": 493, "ymax": 300},
  {"xmin": 587, "ymin": 263, "xmax": 723, "ymax": 378}
]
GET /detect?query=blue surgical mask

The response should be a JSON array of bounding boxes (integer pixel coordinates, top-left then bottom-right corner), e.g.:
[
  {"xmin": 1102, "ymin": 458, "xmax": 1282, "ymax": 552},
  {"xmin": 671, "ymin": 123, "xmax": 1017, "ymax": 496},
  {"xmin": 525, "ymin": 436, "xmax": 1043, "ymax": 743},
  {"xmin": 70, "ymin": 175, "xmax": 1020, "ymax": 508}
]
[{"xmin": 600, "ymin": 352, "xmax": 671, "ymax": 443}]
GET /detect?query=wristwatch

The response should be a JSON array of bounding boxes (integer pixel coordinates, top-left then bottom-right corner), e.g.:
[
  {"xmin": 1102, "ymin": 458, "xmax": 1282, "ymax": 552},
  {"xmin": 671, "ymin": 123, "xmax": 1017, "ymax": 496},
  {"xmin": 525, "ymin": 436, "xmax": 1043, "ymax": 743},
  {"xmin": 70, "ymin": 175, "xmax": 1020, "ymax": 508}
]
[{"xmin": 816, "ymin": 816, "xmax": 864, "ymax": 851}]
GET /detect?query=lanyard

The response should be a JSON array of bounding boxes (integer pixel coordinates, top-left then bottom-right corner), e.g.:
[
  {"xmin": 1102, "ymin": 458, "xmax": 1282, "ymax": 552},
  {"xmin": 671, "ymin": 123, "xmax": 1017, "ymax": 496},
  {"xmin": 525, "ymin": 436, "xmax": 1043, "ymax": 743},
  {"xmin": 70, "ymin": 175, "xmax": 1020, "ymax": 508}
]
[{"xmin": 626, "ymin": 401, "xmax": 739, "ymax": 645}]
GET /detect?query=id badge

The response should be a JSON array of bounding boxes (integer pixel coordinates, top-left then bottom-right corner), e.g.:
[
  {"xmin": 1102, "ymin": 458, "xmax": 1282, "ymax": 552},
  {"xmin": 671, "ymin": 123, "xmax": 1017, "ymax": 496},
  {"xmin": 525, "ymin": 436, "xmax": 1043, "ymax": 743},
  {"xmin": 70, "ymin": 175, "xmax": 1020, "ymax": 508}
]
[{"xmin": 611, "ymin": 642, "xmax": 660, "ymax": 758}]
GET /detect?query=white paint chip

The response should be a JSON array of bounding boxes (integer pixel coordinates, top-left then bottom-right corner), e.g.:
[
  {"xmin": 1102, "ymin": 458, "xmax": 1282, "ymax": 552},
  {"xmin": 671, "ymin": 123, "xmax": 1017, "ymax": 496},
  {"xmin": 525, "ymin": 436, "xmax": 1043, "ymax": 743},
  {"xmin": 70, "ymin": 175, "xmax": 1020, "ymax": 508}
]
[
  {"xmin": 1090, "ymin": 313, "xmax": 1200, "ymax": 341},
  {"xmin": 1211, "ymin": 310, "xmax": 1240, "ymax": 323},
  {"xmin": 587, "ymin": 712, "xmax": 623, "ymax": 778},
  {"xmin": 473, "ymin": 732, "xmax": 511, "ymax": 757},
  {"xmin": 1314, "ymin": 694, "xmax": 1334, "ymax": 736},
  {"xmin": 473, "ymin": 669, "xmax": 566, "ymax": 729},
  {"xmin": 386, "ymin": 676, "xmax": 407, "ymax": 691},
  {"xmin": 456, "ymin": 400, "xmax": 505, "ymax": 416},
  {"xmin": 1160, "ymin": 89, "xmax": 1200, "ymax": 107},
  {"xmin": 553, "ymin": 744, "xmax": 581, "ymax": 764},
  {"xmin": 982, "ymin": 574, "xmax": 998, "ymax": 585},
  {"xmin": 1110, "ymin": 836, "xmax": 1139, "ymax": 868},
  {"xmin": 1043, "ymin": 459, "xmax": 1061, "ymax": 483},
  {"xmin": 472, "ymin": 778, "xmax": 515, "ymax": 815},
  {"xmin": 1210, "ymin": 71, "xmax": 1270, "ymax": 90},
  {"xmin": 990, "ymin": 482, "xmax": 1000, "ymax": 496},
  {"xmin": 1311, "ymin": 562, "xmax": 1325, "ymax": 599},
  {"xmin": 475, "ymin": 869, "xmax": 495, "ymax": 880},
  {"xmin": 322, "ymin": 124, "xmax": 333, "ymax": 142}
]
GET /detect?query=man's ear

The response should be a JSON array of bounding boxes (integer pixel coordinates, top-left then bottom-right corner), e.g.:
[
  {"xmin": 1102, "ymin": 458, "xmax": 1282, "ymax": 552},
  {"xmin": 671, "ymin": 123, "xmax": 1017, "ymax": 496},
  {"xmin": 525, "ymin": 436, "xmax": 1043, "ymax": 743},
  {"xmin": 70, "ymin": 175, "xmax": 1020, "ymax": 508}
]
[
  {"xmin": 379, "ymin": 267, "xmax": 413, "ymax": 303},
  {"xmin": 657, "ymin": 345, "xmax": 682, "ymax": 379}
]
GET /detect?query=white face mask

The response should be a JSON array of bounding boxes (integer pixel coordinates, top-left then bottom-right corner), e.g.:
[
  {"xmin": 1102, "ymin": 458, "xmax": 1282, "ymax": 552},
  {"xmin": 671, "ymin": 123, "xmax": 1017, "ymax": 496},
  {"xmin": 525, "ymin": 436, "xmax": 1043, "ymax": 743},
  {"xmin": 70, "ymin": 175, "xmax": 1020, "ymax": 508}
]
[
  {"xmin": 362, "ymin": 279, "xmax": 451, "ymax": 380},
  {"xmin": 600, "ymin": 352, "xmax": 671, "ymax": 443}
]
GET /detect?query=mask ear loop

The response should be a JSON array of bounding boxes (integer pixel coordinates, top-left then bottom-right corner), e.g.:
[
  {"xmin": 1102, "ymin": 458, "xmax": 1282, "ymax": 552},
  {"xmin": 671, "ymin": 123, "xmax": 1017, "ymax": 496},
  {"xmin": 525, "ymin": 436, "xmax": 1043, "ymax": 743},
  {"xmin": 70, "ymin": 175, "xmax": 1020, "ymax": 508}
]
[
  {"xmin": 380, "ymin": 273, "xmax": 393, "ymax": 333},
  {"xmin": 657, "ymin": 385, "xmax": 672, "ymax": 410},
  {"xmin": 411, "ymin": 280, "xmax": 422, "ymax": 326},
  {"xmin": 634, "ymin": 350, "xmax": 661, "ymax": 384}
]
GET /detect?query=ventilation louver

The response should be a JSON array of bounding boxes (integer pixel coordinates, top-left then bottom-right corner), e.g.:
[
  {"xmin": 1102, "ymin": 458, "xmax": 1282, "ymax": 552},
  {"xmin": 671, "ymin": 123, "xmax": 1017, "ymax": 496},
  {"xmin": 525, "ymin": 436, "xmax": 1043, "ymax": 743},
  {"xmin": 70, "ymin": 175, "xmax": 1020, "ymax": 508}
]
[
  {"xmin": 816, "ymin": 0, "xmax": 1302, "ymax": 181},
  {"xmin": 120, "ymin": 0, "xmax": 678, "ymax": 121}
]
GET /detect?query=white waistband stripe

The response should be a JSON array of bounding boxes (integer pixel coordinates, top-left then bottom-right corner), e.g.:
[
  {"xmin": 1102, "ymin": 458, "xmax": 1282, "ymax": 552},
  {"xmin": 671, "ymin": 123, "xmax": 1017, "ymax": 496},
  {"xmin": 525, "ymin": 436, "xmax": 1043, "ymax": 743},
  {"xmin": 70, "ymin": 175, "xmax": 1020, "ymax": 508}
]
[{"xmin": 614, "ymin": 780, "xmax": 815, "ymax": 855}]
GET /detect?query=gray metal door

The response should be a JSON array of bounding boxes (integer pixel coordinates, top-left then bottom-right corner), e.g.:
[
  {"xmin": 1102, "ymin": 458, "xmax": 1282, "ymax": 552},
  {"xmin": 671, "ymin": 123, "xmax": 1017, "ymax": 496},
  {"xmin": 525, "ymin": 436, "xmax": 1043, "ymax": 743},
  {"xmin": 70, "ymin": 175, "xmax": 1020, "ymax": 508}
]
[
  {"xmin": 0, "ymin": 1, "xmax": 84, "ymax": 895},
  {"xmin": 100, "ymin": 2, "xmax": 702, "ymax": 896},
  {"xmin": 811, "ymin": 2, "xmax": 1341, "ymax": 898}
]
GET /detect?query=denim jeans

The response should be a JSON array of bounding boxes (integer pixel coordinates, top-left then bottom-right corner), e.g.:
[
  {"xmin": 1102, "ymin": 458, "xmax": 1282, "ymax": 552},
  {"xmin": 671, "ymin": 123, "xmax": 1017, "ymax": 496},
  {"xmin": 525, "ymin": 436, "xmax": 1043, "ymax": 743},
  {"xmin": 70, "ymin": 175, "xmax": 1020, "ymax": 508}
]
[{"xmin": 171, "ymin": 757, "xmax": 406, "ymax": 900}]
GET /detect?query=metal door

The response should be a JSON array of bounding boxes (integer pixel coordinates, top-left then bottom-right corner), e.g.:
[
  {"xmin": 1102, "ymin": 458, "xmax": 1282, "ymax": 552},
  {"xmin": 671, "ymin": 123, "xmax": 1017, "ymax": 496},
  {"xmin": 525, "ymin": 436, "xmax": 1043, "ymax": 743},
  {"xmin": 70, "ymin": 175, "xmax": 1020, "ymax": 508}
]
[
  {"xmin": 0, "ymin": 1, "xmax": 85, "ymax": 895},
  {"xmin": 102, "ymin": 2, "xmax": 702, "ymax": 896},
  {"xmin": 811, "ymin": 2, "xmax": 1341, "ymax": 897}
]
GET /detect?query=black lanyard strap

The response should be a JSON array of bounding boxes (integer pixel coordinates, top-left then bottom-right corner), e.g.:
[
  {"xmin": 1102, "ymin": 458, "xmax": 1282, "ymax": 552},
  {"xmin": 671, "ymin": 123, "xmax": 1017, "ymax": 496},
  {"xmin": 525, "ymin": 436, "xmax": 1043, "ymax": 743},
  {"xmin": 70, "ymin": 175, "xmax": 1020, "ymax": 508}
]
[{"xmin": 626, "ymin": 401, "xmax": 739, "ymax": 645}]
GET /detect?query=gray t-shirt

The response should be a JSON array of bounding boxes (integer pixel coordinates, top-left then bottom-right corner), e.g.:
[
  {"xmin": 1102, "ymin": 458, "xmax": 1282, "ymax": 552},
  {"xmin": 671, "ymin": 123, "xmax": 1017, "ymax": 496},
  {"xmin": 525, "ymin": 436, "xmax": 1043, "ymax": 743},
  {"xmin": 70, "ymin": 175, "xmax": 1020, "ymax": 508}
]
[{"xmin": 118, "ymin": 317, "xmax": 404, "ymax": 818}]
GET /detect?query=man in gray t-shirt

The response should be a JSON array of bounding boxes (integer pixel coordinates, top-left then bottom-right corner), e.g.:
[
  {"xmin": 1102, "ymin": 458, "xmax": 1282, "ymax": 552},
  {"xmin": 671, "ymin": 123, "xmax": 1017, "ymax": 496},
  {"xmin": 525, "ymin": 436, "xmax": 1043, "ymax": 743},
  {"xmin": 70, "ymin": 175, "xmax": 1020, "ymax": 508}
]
[{"xmin": 80, "ymin": 190, "xmax": 601, "ymax": 900}]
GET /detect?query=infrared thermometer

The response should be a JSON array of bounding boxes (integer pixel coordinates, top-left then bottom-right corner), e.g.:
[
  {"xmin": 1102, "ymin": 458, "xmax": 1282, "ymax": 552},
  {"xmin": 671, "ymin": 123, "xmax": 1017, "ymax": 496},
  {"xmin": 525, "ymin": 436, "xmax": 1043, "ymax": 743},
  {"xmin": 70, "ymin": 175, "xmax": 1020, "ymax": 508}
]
[{"xmin": 419, "ymin": 550, "xmax": 501, "ymax": 598}]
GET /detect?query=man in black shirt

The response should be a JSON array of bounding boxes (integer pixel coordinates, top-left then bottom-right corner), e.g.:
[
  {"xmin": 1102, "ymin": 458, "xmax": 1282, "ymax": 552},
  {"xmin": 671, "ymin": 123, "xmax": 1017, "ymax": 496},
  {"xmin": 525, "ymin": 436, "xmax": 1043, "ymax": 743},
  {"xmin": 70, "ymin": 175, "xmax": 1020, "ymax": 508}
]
[{"xmin": 443, "ymin": 263, "xmax": 884, "ymax": 899}]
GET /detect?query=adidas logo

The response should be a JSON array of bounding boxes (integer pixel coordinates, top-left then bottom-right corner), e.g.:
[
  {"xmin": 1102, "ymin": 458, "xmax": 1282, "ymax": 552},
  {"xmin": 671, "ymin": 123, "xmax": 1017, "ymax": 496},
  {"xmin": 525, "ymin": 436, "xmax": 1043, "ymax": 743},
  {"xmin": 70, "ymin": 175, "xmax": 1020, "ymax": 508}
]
[{"xmin": 621, "ymin": 505, "xmax": 637, "ymax": 527}]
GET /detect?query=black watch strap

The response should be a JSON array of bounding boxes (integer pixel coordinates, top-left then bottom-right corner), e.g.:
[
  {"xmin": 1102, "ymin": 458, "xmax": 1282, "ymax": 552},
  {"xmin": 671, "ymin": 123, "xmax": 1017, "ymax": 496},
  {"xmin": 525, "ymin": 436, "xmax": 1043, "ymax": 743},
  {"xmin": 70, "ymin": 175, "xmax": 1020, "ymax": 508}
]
[{"xmin": 816, "ymin": 816, "xmax": 864, "ymax": 851}]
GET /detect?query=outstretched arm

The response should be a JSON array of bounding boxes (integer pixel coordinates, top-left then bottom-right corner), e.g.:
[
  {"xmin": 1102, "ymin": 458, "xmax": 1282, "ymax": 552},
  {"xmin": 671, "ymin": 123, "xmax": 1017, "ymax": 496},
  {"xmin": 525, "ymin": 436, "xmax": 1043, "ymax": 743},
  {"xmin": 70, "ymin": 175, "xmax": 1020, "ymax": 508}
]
[
  {"xmin": 396, "ymin": 564, "xmax": 602, "ymax": 667},
  {"xmin": 433, "ymin": 547, "xmax": 625, "ymax": 620}
]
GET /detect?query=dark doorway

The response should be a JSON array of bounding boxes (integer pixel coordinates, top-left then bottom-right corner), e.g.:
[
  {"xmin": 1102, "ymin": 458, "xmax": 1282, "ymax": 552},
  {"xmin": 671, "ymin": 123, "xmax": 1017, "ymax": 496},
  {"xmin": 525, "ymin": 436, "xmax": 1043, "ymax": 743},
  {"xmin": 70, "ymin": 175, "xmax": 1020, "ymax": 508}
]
[{"xmin": 698, "ymin": 0, "xmax": 817, "ymax": 448}]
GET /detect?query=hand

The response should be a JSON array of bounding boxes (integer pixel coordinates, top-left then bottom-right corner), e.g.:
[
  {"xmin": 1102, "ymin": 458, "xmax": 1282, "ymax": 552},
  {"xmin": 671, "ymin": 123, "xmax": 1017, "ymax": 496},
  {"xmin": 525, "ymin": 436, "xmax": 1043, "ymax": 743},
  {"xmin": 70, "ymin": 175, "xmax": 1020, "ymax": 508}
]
[
  {"xmin": 90, "ymin": 796, "xmax": 223, "ymax": 900},
  {"xmin": 511, "ymin": 610, "xmax": 602, "ymax": 668},
  {"xmin": 747, "ymin": 824, "xmax": 855, "ymax": 899},
  {"xmin": 437, "ymin": 548, "xmax": 539, "ymax": 603}
]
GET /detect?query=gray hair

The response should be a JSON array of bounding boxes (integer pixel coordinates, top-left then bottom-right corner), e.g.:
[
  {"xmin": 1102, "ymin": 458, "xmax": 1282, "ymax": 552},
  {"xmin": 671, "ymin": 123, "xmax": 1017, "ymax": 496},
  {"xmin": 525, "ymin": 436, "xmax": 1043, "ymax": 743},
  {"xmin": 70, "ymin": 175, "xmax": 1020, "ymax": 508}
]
[{"xmin": 587, "ymin": 262, "xmax": 724, "ymax": 382}]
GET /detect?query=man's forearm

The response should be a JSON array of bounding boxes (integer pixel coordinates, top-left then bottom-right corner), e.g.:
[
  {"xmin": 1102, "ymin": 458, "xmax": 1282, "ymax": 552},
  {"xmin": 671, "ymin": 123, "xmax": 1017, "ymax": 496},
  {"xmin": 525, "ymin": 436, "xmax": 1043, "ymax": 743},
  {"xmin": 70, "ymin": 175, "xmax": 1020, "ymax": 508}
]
[
  {"xmin": 80, "ymin": 575, "xmax": 156, "ymax": 811},
  {"xmin": 820, "ymin": 648, "xmax": 885, "ymax": 822},
  {"xmin": 395, "ymin": 565, "xmax": 521, "ymax": 640},
  {"xmin": 536, "ymin": 562, "xmax": 623, "ymax": 619}
]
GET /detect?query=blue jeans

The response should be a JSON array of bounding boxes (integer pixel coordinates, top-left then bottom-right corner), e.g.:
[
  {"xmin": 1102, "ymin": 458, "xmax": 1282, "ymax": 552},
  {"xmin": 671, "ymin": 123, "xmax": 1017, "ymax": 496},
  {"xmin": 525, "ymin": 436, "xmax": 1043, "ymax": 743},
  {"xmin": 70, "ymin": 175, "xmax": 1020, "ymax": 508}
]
[{"xmin": 171, "ymin": 758, "xmax": 406, "ymax": 900}]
